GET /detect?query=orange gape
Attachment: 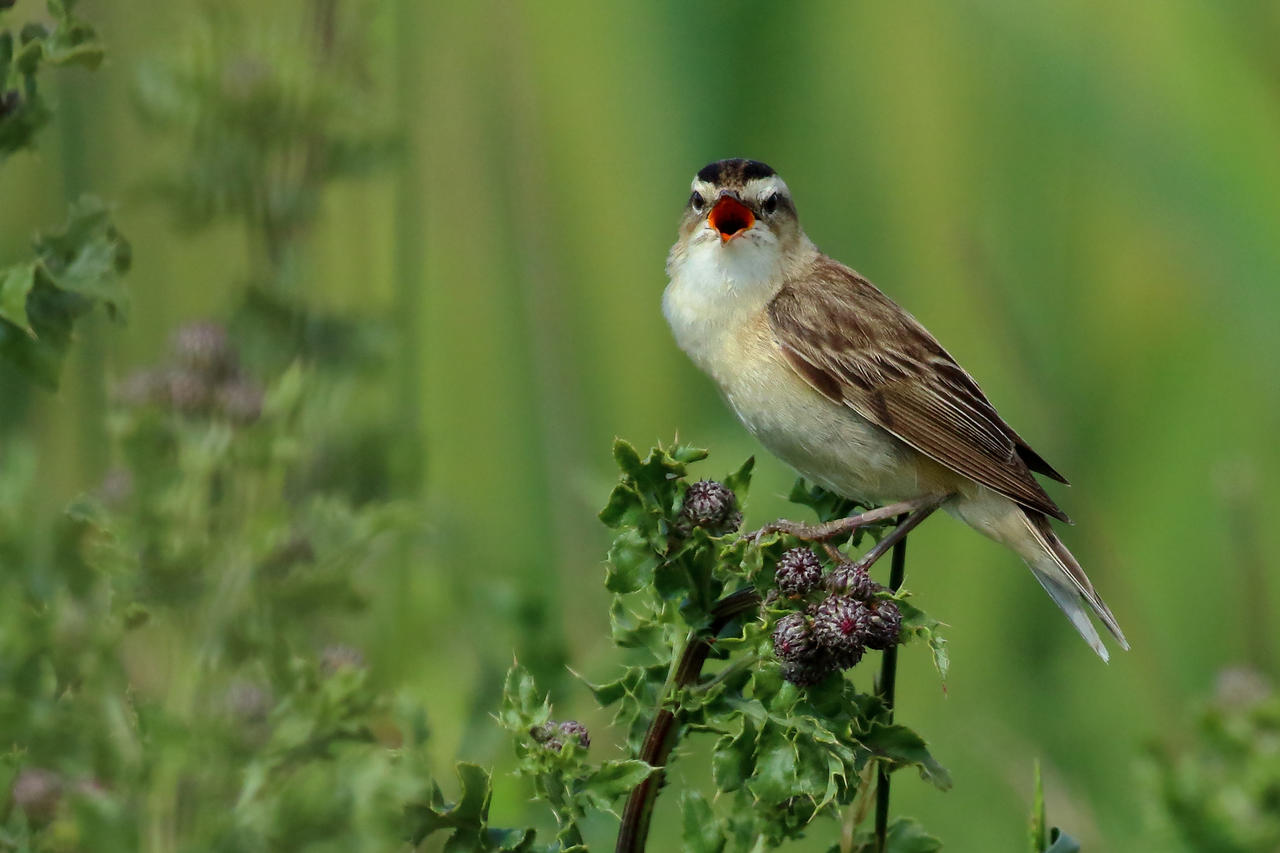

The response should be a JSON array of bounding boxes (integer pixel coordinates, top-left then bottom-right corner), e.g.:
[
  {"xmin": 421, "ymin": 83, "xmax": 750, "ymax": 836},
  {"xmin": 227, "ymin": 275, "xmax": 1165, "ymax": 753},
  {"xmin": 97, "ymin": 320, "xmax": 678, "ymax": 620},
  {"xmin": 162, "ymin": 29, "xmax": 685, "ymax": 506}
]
[{"xmin": 708, "ymin": 195, "xmax": 754, "ymax": 241}]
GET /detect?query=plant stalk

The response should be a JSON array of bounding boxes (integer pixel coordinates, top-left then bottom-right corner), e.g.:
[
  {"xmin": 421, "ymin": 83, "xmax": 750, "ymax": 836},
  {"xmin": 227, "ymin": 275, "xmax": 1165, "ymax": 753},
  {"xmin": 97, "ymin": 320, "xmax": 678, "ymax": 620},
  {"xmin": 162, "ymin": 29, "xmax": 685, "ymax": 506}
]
[
  {"xmin": 874, "ymin": 515, "xmax": 909, "ymax": 852},
  {"xmin": 615, "ymin": 587, "xmax": 761, "ymax": 853}
]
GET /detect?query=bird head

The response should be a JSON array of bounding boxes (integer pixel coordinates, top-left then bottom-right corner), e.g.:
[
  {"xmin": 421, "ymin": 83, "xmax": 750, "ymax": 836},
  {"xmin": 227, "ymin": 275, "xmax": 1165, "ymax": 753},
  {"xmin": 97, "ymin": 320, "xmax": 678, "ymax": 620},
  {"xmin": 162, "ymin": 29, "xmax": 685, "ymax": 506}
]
[{"xmin": 676, "ymin": 159, "xmax": 805, "ymax": 259}]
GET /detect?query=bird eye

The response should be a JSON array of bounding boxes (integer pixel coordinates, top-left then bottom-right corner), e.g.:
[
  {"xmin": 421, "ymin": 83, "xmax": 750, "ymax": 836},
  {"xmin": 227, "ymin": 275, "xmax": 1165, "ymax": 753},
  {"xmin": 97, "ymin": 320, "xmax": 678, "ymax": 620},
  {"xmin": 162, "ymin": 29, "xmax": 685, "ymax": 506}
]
[
  {"xmin": 762, "ymin": 193, "xmax": 780, "ymax": 215},
  {"xmin": 690, "ymin": 191, "xmax": 705, "ymax": 213}
]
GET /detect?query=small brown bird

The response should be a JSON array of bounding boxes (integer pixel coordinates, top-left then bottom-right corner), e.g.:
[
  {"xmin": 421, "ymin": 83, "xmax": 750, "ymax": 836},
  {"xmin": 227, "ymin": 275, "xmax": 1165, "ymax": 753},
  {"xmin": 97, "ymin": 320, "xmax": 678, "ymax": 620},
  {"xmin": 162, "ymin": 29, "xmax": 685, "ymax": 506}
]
[{"xmin": 663, "ymin": 158, "xmax": 1127, "ymax": 660}]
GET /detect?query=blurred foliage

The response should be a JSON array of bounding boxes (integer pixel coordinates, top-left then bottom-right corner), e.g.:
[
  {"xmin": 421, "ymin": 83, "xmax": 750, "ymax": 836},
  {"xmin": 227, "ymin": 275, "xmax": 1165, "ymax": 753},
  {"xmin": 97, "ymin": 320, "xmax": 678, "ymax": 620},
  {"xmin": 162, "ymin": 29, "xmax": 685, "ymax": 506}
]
[
  {"xmin": 0, "ymin": 0, "xmax": 127, "ymax": 389},
  {"xmin": 1144, "ymin": 668, "xmax": 1280, "ymax": 852},
  {"xmin": 0, "ymin": 326, "xmax": 432, "ymax": 851},
  {"xmin": 132, "ymin": 0, "xmax": 397, "ymax": 278},
  {"xmin": 0, "ymin": 0, "xmax": 102, "ymax": 159},
  {"xmin": 127, "ymin": 0, "xmax": 414, "ymax": 511}
]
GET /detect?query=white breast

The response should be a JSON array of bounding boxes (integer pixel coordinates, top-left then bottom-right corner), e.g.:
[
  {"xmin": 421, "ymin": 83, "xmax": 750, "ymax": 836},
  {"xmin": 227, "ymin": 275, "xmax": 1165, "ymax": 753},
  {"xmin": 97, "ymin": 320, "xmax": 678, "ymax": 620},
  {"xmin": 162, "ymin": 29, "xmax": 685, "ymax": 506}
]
[
  {"xmin": 663, "ymin": 238, "xmax": 926, "ymax": 506},
  {"xmin": 662, "ymin": 236, "xmax": 782, "ymax": 383}
]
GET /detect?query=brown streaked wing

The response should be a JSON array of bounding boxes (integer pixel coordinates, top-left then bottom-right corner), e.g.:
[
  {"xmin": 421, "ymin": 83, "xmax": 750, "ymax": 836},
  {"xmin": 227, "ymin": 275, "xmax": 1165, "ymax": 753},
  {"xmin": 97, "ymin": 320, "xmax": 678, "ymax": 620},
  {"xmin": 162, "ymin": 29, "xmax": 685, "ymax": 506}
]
[{"xmin": 768, "ymin": 257, "xmax": 1070, "ymax": 523}]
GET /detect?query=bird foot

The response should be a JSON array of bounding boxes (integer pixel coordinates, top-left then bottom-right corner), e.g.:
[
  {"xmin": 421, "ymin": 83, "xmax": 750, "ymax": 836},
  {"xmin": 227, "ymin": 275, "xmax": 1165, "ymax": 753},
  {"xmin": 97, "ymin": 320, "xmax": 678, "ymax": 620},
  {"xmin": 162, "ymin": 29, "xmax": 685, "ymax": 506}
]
[{"xmin": 752, "ymin": 495, "xmax": 947, "ymax": 546}]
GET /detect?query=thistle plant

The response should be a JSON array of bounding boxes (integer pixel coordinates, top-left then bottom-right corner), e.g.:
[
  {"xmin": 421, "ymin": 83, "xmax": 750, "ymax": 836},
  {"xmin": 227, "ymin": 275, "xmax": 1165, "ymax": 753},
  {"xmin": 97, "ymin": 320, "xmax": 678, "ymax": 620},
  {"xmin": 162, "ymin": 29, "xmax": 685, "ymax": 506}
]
[{"xmin": 410, "ymin": 440, "xmax": 952, "ymax": 852}]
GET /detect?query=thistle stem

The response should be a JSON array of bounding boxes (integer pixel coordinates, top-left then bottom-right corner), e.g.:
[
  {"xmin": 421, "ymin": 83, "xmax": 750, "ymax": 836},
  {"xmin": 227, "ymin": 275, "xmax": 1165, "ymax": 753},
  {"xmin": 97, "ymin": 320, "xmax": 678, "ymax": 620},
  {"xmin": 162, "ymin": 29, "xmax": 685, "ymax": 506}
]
[
  {"xmin": 615, "ymin": 587, "xmax": 761, "ymax": 853},
  {"xmin": 874, "ymin": 515, "xmax": 910, "ymax": 852}
]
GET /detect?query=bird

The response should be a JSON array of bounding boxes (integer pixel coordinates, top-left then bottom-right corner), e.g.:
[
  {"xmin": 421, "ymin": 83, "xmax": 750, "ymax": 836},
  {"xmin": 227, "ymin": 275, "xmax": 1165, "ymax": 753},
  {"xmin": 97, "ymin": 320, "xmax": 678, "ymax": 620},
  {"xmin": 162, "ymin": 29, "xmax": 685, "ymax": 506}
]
[{"xmin": 662, "ymin": 158, "xmax": 1127, "ymax": 661}]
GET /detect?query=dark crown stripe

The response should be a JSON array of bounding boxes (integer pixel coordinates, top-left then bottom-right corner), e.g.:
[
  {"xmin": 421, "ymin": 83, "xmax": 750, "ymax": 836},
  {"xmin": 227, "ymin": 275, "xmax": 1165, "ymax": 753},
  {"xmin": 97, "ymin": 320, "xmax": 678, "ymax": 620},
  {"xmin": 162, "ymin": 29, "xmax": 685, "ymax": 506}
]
[{"xmin": 696, "ymin": 158, "xmax": 776, "ymax": 184}]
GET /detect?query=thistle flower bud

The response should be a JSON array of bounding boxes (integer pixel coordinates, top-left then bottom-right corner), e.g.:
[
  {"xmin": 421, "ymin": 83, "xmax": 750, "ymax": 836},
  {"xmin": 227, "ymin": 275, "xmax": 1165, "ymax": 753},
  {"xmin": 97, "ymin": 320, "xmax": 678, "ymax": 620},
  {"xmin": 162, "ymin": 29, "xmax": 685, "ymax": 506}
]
[
  {"xmin": 558, "ymin": 720, "xmax": 590, "ymax": 749},
  {"xmin": 224, "ymin": 681, "xmax": 272, "ymax": 723},
  {"xmin": 216, "ymin": 378, "xmax": 264, "ymax": 425},
  {"xmin": 862, "ymin": 600, "xmax": 903, "ymax": 651},
  {"xmin": 771, "ymin": 612, "xmax": 817, "ymax": 665},
  {"xmin": 677, "ymin": 479, "xmax": 742, "ymax": 536},
  {"xmin": 825, "ymin": 564, "xmax": 881, "ymax": 601},
  {"xmin": 11, "ymin": 768, "xmax": 62, "ymax": 824},
  {"xmin": 780, "ymin": 656, "xmax": 835, "ymax": 687},
  {"xmin": 166, "ymin": 368, "xmax": 213, "ymax": 414},
  {"xmin": 774, "ymin": 548, "xmax": 822, "ymax": 597},
  {"xmin": 320, "ymin": 644, "xmax": 365, "ymax": 674},
  {"xmin": 812, "ymin": 594, "xmax": 868, "ymax": 669},
  {"xmin": 531, "ymin": 719, "xmax": 589, "ymax": 751},
  {"xmin": 530, "ymin": 721, "xmax": 558, "ymax": 743},
  {"xmin": 171, "ymin": 321, "xmax": 237, "ymax": 380},
  {"xmin": 114, "ymin": 368, "xmax": 169, "ymax": 407}
]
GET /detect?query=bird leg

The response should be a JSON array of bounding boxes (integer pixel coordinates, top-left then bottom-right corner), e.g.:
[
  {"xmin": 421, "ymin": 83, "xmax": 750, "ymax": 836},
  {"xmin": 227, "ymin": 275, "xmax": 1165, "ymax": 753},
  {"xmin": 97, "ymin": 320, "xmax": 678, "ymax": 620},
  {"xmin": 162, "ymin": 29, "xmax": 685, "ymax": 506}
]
[
  {"xmin": 845, "ymin": 497, "xmax": 945, "ymax": 570},
  {"xmin": 753, "ymin": 494, "xmax": 950, "ymax": 546}
]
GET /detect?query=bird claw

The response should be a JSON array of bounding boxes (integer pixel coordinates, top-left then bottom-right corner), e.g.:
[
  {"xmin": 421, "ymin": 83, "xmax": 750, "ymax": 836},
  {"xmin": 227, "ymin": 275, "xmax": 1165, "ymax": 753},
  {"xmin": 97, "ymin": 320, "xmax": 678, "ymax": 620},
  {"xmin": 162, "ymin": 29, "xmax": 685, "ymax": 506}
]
[{"xmin": 749, "ymin": 496, "xmax": 951, "ymax": 550}]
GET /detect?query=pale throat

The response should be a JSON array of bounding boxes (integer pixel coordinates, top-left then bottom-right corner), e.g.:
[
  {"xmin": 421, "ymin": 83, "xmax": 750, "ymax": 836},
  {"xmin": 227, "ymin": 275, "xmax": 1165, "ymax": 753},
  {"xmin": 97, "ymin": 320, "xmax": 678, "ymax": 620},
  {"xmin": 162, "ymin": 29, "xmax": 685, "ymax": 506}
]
[{"xmin": 663, "ymin": 235, "xmax": 784, "ymax": 378}]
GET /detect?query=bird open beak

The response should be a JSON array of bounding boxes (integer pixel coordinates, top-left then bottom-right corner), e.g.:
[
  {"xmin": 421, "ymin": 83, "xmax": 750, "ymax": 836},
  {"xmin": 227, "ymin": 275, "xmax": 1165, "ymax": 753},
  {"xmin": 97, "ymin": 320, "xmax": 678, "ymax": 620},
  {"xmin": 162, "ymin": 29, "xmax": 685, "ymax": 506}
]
[{"xmin": 708, "ymin": 195, "xmax": 755, "ymax": 242}]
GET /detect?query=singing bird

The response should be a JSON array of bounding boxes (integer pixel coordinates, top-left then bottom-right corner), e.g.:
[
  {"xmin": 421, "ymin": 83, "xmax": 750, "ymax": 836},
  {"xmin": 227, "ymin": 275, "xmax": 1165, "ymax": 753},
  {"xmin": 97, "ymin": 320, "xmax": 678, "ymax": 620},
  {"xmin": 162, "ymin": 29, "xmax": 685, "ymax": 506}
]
[{"xmin": 663, "ymin": 158, "xmax": 1127, "ymax": 660}]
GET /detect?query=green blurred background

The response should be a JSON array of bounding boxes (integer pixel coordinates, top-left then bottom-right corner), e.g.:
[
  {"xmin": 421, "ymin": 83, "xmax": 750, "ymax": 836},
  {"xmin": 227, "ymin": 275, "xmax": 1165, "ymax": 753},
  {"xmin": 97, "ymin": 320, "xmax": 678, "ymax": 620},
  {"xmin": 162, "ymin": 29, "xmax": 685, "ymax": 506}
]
[{"xmin": 4, "ymin": 0, "xmax": 1280, "ymax": 849}]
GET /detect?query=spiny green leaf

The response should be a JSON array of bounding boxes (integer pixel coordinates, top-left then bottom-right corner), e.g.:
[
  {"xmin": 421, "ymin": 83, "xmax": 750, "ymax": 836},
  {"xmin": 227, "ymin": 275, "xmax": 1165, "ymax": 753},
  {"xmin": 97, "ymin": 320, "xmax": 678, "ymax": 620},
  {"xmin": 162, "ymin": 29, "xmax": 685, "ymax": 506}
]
[
  {"xmin": 680, "ymin": 790, "xmax": 727, "ymax": 853},
  {"xmin": 499, "ymin": 665, "xmax": 550, "ymax": 731},
  {"xmin": 405, "ymin": 762, "xmax": 536, "ymax": 850},
  {"xmin": 612, "ymin": 438, "xmax": 644, "ymax": 479},
  {"xmin": 670, "ymin": 443, "xmax": 709, "ymax": 464},
  {"xmin": 897, "ymin": 596, "xmax": 949, "ymax": 681},
  {"xmin": 861, "ymin": 722, "xmax": 952, "ymax": 791},
  {"xmin": 711, "ymin": 721, "xmax": 756, "ymax": 793},
  {"xmin": 747, "ymin": 730, "xmax": 801, "ymax": 803},
  {"xmin": 883, "ymin": 817, "xmax": 944, "ymax": 852},
  {"xmin": 599, "ymin": 482, "xmax": 642, "ymax": 528},
  {"xmin": 605, "ymin": 527, "xmax": 660, "ymax": 594},
  {"xmin": 722, "ymin": 455, "xmax": 754, "ymax": 500},
  {"xmin": 577, "ymin": 759, "xmax": 655, "ymax": 811}
]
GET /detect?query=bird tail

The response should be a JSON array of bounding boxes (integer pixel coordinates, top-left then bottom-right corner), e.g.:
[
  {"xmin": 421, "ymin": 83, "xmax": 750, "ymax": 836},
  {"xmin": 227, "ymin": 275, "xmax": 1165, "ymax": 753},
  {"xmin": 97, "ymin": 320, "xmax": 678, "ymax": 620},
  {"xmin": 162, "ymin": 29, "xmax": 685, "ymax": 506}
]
[{"xmin": 1018, "ymin": 510, "xmax": 1129, "ymax": 662}]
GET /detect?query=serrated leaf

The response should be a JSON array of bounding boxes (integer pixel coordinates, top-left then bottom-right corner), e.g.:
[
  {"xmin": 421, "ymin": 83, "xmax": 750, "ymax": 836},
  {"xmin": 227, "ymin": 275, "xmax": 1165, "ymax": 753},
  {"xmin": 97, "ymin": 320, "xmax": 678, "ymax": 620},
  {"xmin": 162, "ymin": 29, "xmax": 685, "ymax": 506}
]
[
  {"xmin": 612, "ymin": 439, "xmax": 644, "ymax": 478},
  {"xmin": 680, "ymin": 790, "xmax": 726, "ymax": 853},
  {"xmin": 671, "ymin": 444, "xmax": 709, "ymax": 464},
  {"xmin": 746, "ymin": 730, "xmax": 800, "ymax": 803},
  {"xmin": 787, "ymin": 477, "xmax": 864, "ymax": 523},
  {"xmin": 861, "ymin": 722, "xmax": 952, "ymax": 791},
  {"xmin": 608, "ymin": 598, "xmax": 667, "ymax": 659},
  {"xmin": 712, "ymin": 722, "xmax": 755, "ymax": 793},
  {"xmin": 883, "ymin": 817, "xmax": 944, "ymax": 852},
  {"xmin": 405, "ymin": 763, "xmax": 537, "ymax": 850},
  {"xmin": 577, "ymin": 759, "xmax": 655, "ymax": 809},
  {"xmin": 606, "ymin": 528, "xmax": 660, "ymax": 593},
  {"xmin": 598, "ymin": 482, "xmax": 642, "ymax": 528},
  {"xmin": 897, "ymin": 597, "xmax": 949, "ymax": 681},
  {"xmin": 722, "ymin": 455, "xmax": 754, "ymax": 500},
  {"xmin": 499, "ymin": 665, "xmax": 550, "ymax": 730}
]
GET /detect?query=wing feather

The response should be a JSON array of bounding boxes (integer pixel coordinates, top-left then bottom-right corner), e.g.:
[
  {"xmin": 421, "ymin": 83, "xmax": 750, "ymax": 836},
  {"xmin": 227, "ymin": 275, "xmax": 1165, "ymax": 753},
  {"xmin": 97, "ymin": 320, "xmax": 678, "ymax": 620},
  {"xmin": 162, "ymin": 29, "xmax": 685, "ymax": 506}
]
[{"xmin": 769, "ymin": 257, "xmax": 1071, "ymax": 522}]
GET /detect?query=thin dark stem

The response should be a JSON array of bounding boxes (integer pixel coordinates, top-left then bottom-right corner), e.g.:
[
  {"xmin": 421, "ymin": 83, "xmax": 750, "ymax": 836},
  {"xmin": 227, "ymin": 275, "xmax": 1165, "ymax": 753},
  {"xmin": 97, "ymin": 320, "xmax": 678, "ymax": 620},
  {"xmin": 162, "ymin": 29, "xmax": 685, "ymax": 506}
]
[
  {"xmin": 875, "ymin": 516, "xmax": 910, "ymax": 852},
  {"xmin": 615, "ymin": 587, "xmax": 762, "ymax": 853}
]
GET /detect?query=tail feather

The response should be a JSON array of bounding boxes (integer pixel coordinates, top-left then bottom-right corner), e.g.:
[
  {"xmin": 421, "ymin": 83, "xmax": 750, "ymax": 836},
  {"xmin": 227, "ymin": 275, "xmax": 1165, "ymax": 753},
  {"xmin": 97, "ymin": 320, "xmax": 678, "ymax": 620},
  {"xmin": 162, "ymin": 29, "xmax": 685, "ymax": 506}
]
[{"xmin": 1020, "ymin": 511, "xmax": 1129, "ymax": 660}]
